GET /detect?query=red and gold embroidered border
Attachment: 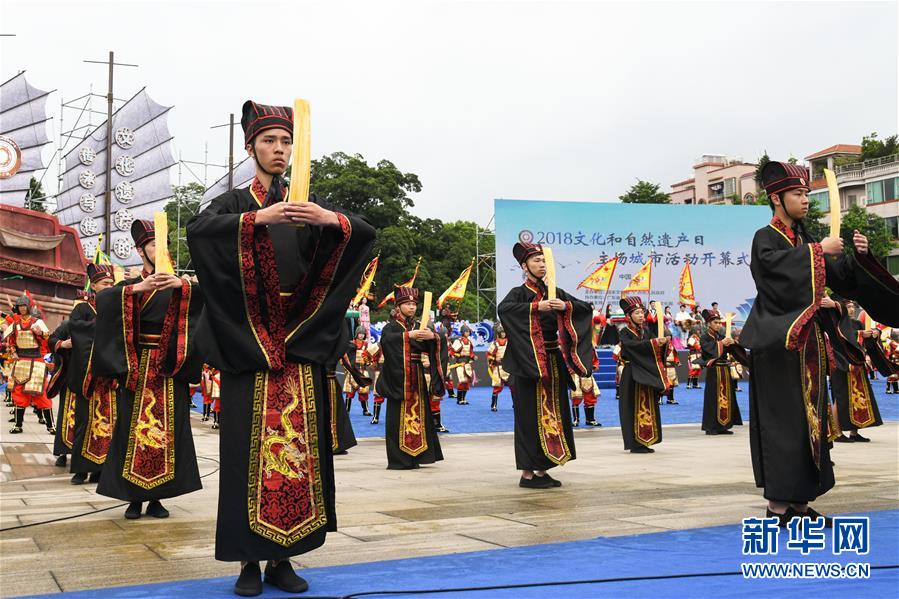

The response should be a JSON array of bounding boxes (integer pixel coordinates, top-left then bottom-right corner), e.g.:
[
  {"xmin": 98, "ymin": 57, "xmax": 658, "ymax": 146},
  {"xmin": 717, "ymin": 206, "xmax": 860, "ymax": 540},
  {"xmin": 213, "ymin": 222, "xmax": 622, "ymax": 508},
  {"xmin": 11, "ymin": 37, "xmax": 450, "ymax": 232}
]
[
  {"xmin": 634, "ymin": 383, "xmax": 660, "ymax": 447},
  {"xmin": 715, "ymin": 365, "xmax": 732, "ymax": 426},
  {"xmin": 82, "ymin": 381, "xmax": 116, "ymax": 465},
  {"xmin": 62, "ymin": 389, "xmax": 77, "ymax": 448},
  {"xmin": 536, "ymin": 352, "xmax": 571, "ymax": 465},
  {"xmin": 847, "ymin": 364, "xmax": 875, "ymax": 428},
  {"xmin": 247, "ymin": 364, "xmax": 327, "ymax": 547},
  {"xmin": 122, "ymin": 349, "xmax": 175, "ymax": 489}
]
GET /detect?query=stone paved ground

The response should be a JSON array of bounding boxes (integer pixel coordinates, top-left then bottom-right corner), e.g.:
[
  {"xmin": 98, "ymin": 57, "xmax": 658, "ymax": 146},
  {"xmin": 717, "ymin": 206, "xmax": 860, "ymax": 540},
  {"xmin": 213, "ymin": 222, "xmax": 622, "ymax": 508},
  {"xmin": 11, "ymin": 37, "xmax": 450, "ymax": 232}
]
[{"xmin": 1, "ymin": 403, "xmax": 896, "ymax": 597}]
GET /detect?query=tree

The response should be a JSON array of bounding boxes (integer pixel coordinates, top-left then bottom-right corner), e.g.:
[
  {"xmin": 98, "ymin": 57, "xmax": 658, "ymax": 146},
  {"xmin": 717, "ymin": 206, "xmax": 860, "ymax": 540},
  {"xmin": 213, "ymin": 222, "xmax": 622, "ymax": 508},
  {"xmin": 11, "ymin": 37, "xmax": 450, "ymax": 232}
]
[
  {"xmin": 840, "ymin": 204, "xmax": 896, "ymax": 260},
  {"xmin": 308, "ymin": 152, "xmax": 421, "ymax": 230},
  {"xmin": 619, "ymin": 179, "xmax": 671, "ymax": 204},
  {"xmin": 25, "ymin": 177, "xmax": 47, "ymax": 213},
  {"xmin": 859, "ymin": 132, "xmax": 898, "ymax": 162},
  {"xmin": 164, "ymin": 183, "xmax": 204, "ymax": 272}
]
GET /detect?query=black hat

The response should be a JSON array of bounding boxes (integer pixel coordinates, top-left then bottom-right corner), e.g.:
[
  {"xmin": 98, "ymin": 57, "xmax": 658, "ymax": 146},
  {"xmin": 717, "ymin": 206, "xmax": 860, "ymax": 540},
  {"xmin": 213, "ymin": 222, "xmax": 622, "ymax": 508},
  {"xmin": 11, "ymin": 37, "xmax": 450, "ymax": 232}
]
[
  {"xmin": 512, "ymin": 242, "xmax": 543, "ymax": 265},
  {"xmin": 760, "ymin": 161, "xmax": 810, "ymax": 198},
  {"xmin": 130, "ymin": 219, "xmax": 154, "ymax": 249},
  {"xmin": 87, "ymin": 263, "xmax": 114, "ymax": 284},
  {"xmin": 701, "ymin": 309, "xmax": 721, "ymax": 323},
  {"xmin": 394, "ymin": 287, "xmax": 420, "ymax": 306},
  {"xmin": 619, "ymin": 296, "xmax": 644, "ymax": 316},
  {"xmin": 241, "ymin": 100, "xmax": 293, "ymax": 146}
]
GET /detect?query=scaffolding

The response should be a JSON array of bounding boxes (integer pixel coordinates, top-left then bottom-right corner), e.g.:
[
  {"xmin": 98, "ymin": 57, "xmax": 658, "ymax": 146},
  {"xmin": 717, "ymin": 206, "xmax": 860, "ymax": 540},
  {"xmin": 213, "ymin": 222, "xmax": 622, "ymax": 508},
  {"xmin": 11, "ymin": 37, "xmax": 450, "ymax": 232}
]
[{"xmin": 474, "ymin": 214, "xmax": 496, "ymax": 321}]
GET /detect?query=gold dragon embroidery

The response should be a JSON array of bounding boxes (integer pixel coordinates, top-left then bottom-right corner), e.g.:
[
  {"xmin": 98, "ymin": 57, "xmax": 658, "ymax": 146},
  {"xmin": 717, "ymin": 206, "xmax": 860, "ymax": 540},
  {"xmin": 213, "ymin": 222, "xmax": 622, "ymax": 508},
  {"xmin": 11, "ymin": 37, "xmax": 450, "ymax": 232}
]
[
  {"xmin": 135, "ymin": 390, "xmax": 167, "ymax": 450},
  {"xmin": 261, "ymin": 376, "xmax": 307, "ymax": 481},
  {"xmin": 90, "ymin": 396, "xmax": 113, "ymax": 441}
]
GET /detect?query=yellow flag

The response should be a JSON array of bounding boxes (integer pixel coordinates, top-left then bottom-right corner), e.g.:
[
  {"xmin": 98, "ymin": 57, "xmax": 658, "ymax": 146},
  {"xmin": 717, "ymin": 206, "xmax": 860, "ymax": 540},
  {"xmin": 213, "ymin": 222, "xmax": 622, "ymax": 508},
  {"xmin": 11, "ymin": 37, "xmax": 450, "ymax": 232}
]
[
  {"xmin": 622, "ymin": 259, "xmax": 652, "ymax": 293},
  {"xmin": 352, "ymin": 256, "xmax": 379, "ymax": 306},
  {"xmin": 437, "ymin": 260, "xmax": 474, "ymax": 309},
  {"xmin": 577, "ymin": 256, "xmax": 618, "ymax": 291},
  {"xmin": 678, "ymin": 263, "xmax": 696, "ymax": 307}
]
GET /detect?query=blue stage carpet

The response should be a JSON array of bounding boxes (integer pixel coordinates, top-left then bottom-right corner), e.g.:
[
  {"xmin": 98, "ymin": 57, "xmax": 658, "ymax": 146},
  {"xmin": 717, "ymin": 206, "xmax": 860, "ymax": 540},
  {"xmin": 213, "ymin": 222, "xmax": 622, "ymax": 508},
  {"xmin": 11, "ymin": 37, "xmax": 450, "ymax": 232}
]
[
  {"xmin": 20, "ymin": 509, "xmax": 898, "ymax": 598},
  {"xmin": 189, "ymin": 382, "xmax": 898, "ymax": 437}
]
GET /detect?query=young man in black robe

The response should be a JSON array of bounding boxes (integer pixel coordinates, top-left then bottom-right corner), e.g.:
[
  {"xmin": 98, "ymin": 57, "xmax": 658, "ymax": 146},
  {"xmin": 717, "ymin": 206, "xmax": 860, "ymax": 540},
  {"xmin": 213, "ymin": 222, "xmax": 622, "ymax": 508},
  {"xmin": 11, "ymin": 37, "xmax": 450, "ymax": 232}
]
[
  {"xmin": 830, "ymin": 300, "xmax": 883, "ymax": 443},
  {"xmin": 497, "ymin": 242, "xmax": 593, "ymax": 488},
  {"xmin": 48, "ymin": 319, "xmax": 73, "ymax": 465},
  {"xmin": 52, "ymin": 264, "xmax": 118, "ymax": 484},
  {"xmin": 617, "ymin": 296, "xmax": 670, "ymax": 454},
  {"xmin": 186, "ymin": 100, "xmax": 375, "ymax": 597},
  {"xmin": 93, "ymin": 220, "xmax": 203, "ymax": 521},
  {"xmin": 376, "ymin": 287, "xmax": 445, "ymax": 470},
  {"xmin": 699, "ymin": 308, "xmax": 744, "ymax": 436},
  {"xmin": 741, "ymin": 160, "xmax": 899, "ymax": 527}
]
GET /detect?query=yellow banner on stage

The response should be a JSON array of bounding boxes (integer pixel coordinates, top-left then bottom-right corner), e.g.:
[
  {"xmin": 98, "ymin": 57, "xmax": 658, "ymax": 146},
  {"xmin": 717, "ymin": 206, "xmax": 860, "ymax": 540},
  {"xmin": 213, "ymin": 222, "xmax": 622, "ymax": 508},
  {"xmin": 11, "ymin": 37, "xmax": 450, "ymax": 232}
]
[
  {"xmin": 577, "ymin": 256, "xmax": 618, "ymax": 291},
  {"xmin": 622, "ymin": 259, "xmax": 652, "ymax": 293},
  {"xmin": 678, "ymin": 262, "xmax": 696, "ymax": 307},
  {"xmin": 438, "ymin": 260, "xmax": 474, "ymax": 309}
]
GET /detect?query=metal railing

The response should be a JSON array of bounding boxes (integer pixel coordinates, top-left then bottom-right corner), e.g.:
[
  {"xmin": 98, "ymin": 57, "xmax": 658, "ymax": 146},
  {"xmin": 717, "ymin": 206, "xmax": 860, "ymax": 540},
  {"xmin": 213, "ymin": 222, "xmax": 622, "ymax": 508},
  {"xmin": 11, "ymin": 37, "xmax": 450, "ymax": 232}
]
[{"xmin": 835, "ymin": 153, "xmax": 898, "ymax": 175}]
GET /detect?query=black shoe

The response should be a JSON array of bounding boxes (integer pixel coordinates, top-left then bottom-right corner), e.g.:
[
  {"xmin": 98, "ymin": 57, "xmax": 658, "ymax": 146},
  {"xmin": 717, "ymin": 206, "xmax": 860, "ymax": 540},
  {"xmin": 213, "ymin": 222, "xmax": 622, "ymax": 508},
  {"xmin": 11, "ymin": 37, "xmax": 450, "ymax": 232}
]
[
  {"xmin": 55, "ymin": 455, "xmax": 68, "ymax": 467},
  {"xmin": 719, "ymin": 430, "xmax": 734, "ymax": 435},
  {"xmin": 88, "ymin": 471, "xmax": 101, "ymax": 483},
  {"xmin": 834, "ymin": 435, "xmax": 854, "ymax": 443},
  {"xmin": 264, "ymin": 560, "xmax": 309, "ymax": 593},
  {"xmin": 586, "ymin": 420, "xmax": 601, "ymax": 426},
  {"xmin": 146, "ymin": 500, "xmax": 169, "ymax": 518},
  {"xmin": 766, "ymin": 507, "xmax": 795, "ymax": 527},
  {"xmin": 7, "ymin": 416, "xmax": 14, "ymax": 422},
  {"xmin": 70, "ymin": 473, "xmax": 88, "ymax": 485},
  {"xmin": 47, "ymin": 427, "xmax": 56, "ymax": 435},
  {"xmin": 235, "ymin": 562, "xmax": 263, "ymax": 597},
  {"xmin": 211, "ymin": 422, "xmax": 219, "ymax": 430},
  {"xmin": 124, "ymin": 502, "xmax": 143, "ymax": 520},
  {"xmin": 9, "ymin": 426, "xmax": 22, "ymax": 434},
  {"xmin": 801, "ymin": 507, "xmax": 834, "ymax": 528},
  {"xmin": 849, "ymin": 433, "xmax": 870, "ymax": 443},
  {"xmin": 666, "ymin": 399, "xmax": 679, "ymax": 405},
  {"xmin": 436, "ymin": 425, "xmax": 449, "ymax": 432},
  {"xmin": 371, "ymin": 418, "xmax": 379, "ymax": 424},
  {"xmin": 536, "ymin": 473, "xmax": 562, "ymax": 487},
  {"xmin": 38, "ymin": 416, "xmax": 45, "ymax": 424},
  {"xmin": 519, "ymin": 475, "xmax": 553, "ymax": 489},
  {"xmin": 630, "ymin": 446, "xmax": 654, "ymax": 453}
]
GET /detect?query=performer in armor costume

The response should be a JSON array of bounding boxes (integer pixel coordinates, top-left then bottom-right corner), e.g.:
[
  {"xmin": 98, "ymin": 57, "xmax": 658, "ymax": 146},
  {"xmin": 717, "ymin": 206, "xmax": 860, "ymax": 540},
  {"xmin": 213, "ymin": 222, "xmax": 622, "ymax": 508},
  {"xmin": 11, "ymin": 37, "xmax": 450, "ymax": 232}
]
[
  {"xmin": 429, "ymin": 322, "xmax": 450, "ymax": 433},
  {"xmin": 885, "ymin": 331, "xmax": 899, "ymax": 394},
  {"xmin": 57, "ymin": 264, "xmax": 118, "ymax": 484},
  {"xmin": 449, "ymin": 324, "xmax": 475, "ymax": 405},
  {"xmin": 343, "ymin": 326, "xmax": 372, "ymax": 416},
  {"xmin": 741, "ymin": 160, "xmax": 899, "ymax": 527},
  {"xmin": 830, "ymin": 300, "xmax": 885, "ymax": 443},
  {"xmin": 617, "ymin": 296, "xmax": 671, "ymax": 454},
  {"xmin": 4, "ymin": 296, "xmax": 53, "ymax": 434},
  {"xmin": 498, "ymin": 243, "xmax": 593, "ymax": 488},
  {"xmin": 364, "ymin": 340, "xmax": 385, "ymax": 424},
  {"xmin": 685, "ymin": 327, "xmax": 702, "ymax": 389},
  {"xmin": 659, "ymin": 338, "xmax": 680, "ymax": 405},
  {"xmin": 186, "ymin": 100, "xmax": 375, "ymax": 596},
  {"xmin": 376, "ymin": 287, "xmax": 445, "ymax": 470},
  {"xmin": 699, "ymin": 309, "xmax": 744, "ymax": 435},
  {"xmin": 570, "ymin": 351, "xmax": 601, "ymax": 427},
  {"xmin": 439, "ymin": 305, "xmax": 458, "ymax": 399},
  {"xmin": 93, "ymin": 220, "xmax": 203, "ymax": 522},
  {"xmin": 486, "ymin": 324, "xmax": 510, "ymax": 412},
  {"xmin": 202, "ymin": 364, "xmax": 222, "ymax": 429}
]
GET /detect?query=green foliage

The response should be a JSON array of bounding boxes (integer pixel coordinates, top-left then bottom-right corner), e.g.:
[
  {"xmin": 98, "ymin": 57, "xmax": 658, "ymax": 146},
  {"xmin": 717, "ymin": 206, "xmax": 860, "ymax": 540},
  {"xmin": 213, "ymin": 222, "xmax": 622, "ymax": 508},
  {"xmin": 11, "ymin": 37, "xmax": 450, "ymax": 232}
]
[
  {"xmin": 840, "ymin": 204, "xmax": 896, "ymax": 259},
  {"xmin": 803, "ymin": 201, "xmax": 828, "ymax": 241},
  {"xmin": 164, "ymin": 183, "xmax": 204, "ymax": 272},
  {"xmin": 727, "ymin": 194, "xmax": 742, "ymax": 205},
  {"xmin": 303, "ymin": 152, "xmax": 494, "ymax": 323},
  {"xmin": 25, "ymin": 177, "xmax": 47, "ymax": 213},
  {"xmin": 754, "ymin": 190, "xmax": 770, "ymax": 206},
  {"xmin": 619, "ymin": 179, "xmax": 671, "ymax": 204},
  {"xmin": 860, "ymin": 132, "xmax": 898, "ymax": 162}
]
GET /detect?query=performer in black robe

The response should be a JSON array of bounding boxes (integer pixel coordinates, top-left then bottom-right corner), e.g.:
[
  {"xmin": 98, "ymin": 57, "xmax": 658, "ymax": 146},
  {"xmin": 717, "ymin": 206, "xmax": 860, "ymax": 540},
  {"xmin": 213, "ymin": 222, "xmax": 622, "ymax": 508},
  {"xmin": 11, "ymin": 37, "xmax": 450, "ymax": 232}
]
[
  {"xmin": 699, "ymin": 308, "xmax": 744, "ymax": 435},
  {"xmin": 497, "ymin": 242, "xmax": 593, "ymax": 488},
  {"xmin": 376, "ymin": 287, "xmax": 445, "ymax": 470},
  {"xmin": 617, "ymin": 297, "xmax": 671, "ymax": 454},
  {"xmin": 53, "ymin": 265, "xmax": 118, "ymax": 484},
  {"xmin": 93, "ymin": 220, "xmax": 204, "ymax": 521},
  {"xmin": 830, "ymin": 300, "xmax": 883, "ymax": 443},
  {"xmin": 48, "ymin": 319, "xmax": 74, "ymax": 466},
  {"xmin": 741, "ymin": 160, "xmax": 899, "ymax": 527},
  {"xmin": 186, "ymin": 100, "xmax": 376, "ymax": 597},
  {"xmin": 330, "ymin": 329, "xmax": 367, "ymax": 455}
]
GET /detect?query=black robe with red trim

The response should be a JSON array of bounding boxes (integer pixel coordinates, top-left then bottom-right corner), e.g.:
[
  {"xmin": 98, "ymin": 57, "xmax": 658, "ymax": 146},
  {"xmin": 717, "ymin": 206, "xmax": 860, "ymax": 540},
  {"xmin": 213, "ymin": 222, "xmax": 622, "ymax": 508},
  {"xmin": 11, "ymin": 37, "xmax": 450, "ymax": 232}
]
[
  {"xmin": 93, "ymin": 278, "xmax": 204, "ymax": 503},
  {"xmin": 186, "ymin": 184, "xmax": 375, "ymax": 562},
  {"xmin": 497, "ymin": 280, "xmax": 593, "ymax": 470},
  {"xmin": 618, "ymin": 323, "xmax": 669, "ymax": 451},
  {"xmin": 376, "ymin": 316, "xmax": 444, "ymax": 470},
  {"xmin": 700, "ymin": 330, "xmax": 743, "ymax": 433},
  {"xmin": 48, "ymin": 319, "xmax": 74, "ymax": 458},
  {"xmin": 830, "ymin": 316, "xmax": 882, "ymax": 433},
  {"xmin": 741, "ymin": 218, "xmax": 899, "ymax": 503}
]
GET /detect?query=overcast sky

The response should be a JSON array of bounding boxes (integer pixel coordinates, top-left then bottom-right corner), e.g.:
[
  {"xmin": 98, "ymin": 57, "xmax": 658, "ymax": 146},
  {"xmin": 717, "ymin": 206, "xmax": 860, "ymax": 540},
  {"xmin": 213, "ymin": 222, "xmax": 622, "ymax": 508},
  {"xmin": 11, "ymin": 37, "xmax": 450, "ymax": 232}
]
[{"xmin": 2, "ymin": 0, "xmax": 896, "ymax": 224}]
